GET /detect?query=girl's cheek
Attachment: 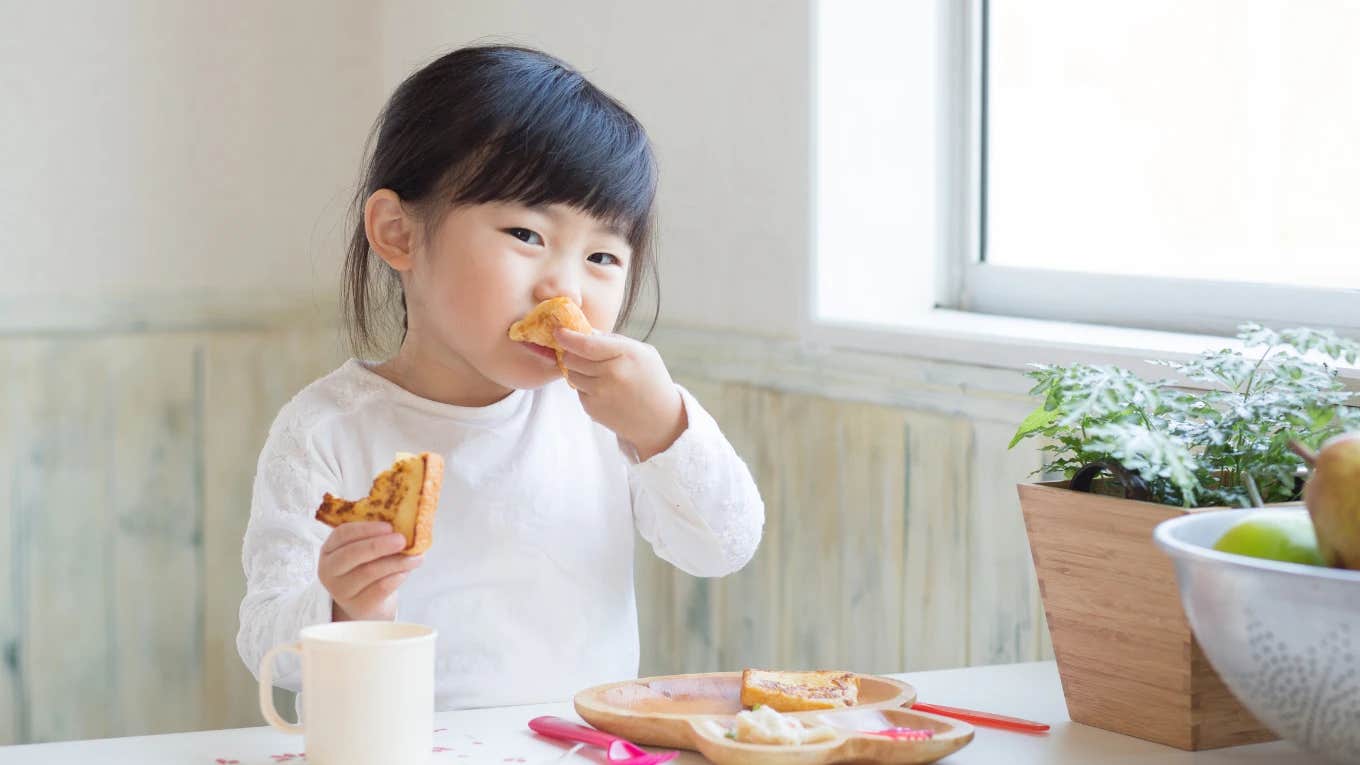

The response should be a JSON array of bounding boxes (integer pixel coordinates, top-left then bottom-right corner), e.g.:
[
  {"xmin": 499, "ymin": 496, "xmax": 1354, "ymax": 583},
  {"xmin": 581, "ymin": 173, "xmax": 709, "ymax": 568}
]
[{"xmin": 585, "ymin": 300, "xmax": 621, "ymax": 332}]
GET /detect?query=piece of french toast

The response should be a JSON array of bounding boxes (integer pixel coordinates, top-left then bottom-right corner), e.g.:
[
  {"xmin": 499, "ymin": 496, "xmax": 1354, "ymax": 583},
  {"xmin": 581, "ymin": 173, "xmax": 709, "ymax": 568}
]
[
  {"xmin": 739, "ymin": 669, "xmax": 861, "ymax": 712},
  {"xmin": 314, "ymin": 451, "xmax": 443, "ymax": 556}
]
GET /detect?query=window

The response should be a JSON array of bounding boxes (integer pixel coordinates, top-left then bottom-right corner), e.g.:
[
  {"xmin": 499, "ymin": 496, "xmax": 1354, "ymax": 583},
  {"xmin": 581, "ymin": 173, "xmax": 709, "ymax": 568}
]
[
  {"xmin": 972, "ymin": 0, "xmax": 1360, "ymax": 336},
  {"xmin": 815, "ymin": 1, "xmax": 1360, "ymax": 340}
]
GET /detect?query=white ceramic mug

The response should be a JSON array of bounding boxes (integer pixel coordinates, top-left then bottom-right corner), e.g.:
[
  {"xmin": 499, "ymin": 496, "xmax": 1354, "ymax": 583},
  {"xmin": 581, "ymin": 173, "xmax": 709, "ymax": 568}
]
[{"xmin": 258, "ymin": 621, "xmax": 436, "ymax": 765}]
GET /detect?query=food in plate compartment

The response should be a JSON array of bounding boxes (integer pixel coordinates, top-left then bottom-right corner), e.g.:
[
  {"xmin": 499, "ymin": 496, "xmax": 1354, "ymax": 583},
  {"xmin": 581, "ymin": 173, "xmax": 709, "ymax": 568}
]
[
  {"xmin": 740, "ymin": 669, "xmax": 860, "ymax": 712},
  {"xmin": 702, "ymin": 705, "xmax": 839, "ymax": 746}
]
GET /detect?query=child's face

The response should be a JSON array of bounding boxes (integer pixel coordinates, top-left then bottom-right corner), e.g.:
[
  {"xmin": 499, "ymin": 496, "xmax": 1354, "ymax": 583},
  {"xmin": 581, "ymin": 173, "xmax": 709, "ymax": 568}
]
[{"xmin": 405, "ymin": 201, "xmax": 632, "ymax": 391}]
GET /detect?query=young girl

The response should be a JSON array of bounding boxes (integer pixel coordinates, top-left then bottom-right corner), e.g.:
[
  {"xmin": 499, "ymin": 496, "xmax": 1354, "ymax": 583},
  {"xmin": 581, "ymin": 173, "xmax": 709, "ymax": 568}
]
[{"xmin": 236, "ymin": 45, "xmax": 764, "ymax": 711}]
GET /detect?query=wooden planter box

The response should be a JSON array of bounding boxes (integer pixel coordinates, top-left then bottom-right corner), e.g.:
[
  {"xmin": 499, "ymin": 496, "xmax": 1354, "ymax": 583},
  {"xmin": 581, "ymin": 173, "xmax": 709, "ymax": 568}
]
[{"xmin": 1018, "ymin": 480, "xmax": 1278, "ymax": 750}]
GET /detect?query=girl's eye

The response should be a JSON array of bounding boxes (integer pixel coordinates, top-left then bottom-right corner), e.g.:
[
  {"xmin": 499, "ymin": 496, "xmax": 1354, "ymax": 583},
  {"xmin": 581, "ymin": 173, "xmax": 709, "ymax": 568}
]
[
  {"xmin": 588, "ymin": 252, "xmax": 621, "ymax": 267},
  {"xmin": 506, "ymin": 228, "xmax": 543, "ymax": 246}
]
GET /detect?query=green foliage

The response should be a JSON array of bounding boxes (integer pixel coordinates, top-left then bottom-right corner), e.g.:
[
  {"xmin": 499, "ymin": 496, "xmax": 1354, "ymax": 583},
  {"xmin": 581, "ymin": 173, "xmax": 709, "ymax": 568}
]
[{"xmin": 1010, "ymin": 323, "xmax": 1360, "ymax": 508}]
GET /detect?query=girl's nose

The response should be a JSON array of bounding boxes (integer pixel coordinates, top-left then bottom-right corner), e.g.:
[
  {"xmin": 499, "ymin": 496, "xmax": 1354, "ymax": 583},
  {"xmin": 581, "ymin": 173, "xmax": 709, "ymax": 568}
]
[{"xmin": 532, "ymin": 266, "xmax": 581, "ymax": 306}]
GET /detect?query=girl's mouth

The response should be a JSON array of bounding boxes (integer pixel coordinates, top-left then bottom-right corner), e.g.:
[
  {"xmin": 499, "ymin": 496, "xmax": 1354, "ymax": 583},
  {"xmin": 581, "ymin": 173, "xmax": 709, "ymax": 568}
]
[{"xmin": 521, "ymin": 342, "xmax": 558, "ymax": 362}]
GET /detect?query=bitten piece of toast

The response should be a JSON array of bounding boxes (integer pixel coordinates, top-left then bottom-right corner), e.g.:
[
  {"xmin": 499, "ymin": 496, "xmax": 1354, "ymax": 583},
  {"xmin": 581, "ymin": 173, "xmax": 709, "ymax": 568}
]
[
  {"xmin": 739, "ymin": 669, "xmax": 861, "ymax": 712},
  {"xmin": 507, "ymin": 296, "xmax": 593, "ymax": 383},
  {"xmin": 314, "ymin": 451, "xmax": 443, "ymax": 556}
]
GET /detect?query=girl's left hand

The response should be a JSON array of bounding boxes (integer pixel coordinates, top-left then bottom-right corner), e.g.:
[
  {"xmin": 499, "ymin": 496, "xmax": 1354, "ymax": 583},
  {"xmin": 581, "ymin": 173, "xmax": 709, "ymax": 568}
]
[{"xmin": 555, "ymin": 328, "xmax": 687, "ymax": 461}]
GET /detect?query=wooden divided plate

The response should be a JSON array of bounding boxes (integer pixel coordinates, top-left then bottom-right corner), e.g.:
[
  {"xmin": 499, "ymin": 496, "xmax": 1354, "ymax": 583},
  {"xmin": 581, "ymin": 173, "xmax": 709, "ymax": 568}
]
[{"xmin": 574, "ymin": 672, "xmax": 973, "ymax": 765}]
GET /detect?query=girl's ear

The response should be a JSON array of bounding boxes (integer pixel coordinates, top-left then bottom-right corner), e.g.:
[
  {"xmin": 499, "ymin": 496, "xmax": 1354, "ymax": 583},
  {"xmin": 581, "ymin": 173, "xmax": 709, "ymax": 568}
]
[{"xmin": 364, "ymin": 189, "xmax": 416, "ymax": 271}]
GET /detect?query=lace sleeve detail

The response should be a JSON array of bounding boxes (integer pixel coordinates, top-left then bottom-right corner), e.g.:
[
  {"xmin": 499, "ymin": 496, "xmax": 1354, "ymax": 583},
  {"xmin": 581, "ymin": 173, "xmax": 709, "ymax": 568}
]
[
  {"xmin": 235, "ymin": 407, "xmax": 337, "ymax": 691},
  {"xmin": 630, "ymin": 385, "xmax": 765, "ymax": 577}
]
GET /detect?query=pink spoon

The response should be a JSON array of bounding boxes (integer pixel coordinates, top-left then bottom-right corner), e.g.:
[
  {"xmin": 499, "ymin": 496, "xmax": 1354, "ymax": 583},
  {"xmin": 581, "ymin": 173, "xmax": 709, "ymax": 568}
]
[
  {"xmin": 529, "ymin": 716, "xmax": 678, "ymax": 764},
  {"xmin": 865, "ymin": 726, "xmax": 935, "ymax": 740}
]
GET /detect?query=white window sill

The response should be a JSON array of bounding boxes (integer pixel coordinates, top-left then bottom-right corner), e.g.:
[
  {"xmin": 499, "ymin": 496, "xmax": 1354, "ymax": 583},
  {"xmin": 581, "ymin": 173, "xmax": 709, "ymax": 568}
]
[
  {"xmin": 807, "ymin": 309, "xmax": 1360, "ymax": 389},
  {"xmin": 649, "ymin": 310, "xmax": 1359, "ymax": 417}
]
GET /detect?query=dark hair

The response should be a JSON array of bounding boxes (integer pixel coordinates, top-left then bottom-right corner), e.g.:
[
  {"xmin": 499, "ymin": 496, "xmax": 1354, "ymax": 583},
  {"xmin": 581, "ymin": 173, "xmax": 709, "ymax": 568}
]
[{"xmin": 343, "ymin": 45, "xmax": 659, "ymax": 355}]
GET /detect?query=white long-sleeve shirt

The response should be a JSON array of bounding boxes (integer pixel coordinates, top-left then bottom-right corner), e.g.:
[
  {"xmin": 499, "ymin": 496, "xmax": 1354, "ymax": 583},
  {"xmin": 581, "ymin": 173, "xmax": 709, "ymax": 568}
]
[{"xmin": 237, "ymin": 359, "xmax": 764, "ymax": 710}]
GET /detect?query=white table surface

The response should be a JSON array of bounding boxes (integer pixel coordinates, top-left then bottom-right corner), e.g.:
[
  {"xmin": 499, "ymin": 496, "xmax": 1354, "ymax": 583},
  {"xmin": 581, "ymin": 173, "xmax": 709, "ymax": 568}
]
[{"xmin": 1, "ymin": 661, "xmax": 1327, "ymax": 764}]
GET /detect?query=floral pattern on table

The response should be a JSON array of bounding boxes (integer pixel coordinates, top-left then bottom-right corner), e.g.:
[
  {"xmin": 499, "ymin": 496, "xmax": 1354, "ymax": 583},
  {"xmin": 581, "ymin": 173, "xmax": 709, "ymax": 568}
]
[{"xmin": 210, "ymin": 727, "xmax": 544, "ymax": 764}]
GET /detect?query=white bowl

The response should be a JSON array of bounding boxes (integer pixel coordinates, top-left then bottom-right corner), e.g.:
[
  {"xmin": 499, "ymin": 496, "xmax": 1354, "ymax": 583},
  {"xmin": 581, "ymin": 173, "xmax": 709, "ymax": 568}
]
[{"xmin": 1154, "ymin": 507, "xmax": 1360, "ymax": 763}]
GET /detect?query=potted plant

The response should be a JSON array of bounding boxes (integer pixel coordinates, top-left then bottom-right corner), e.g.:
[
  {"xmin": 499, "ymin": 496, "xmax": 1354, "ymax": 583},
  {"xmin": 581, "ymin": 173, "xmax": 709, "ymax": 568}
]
[{"xmin": 1010, "ymin": 323, "xmax": 1360, "ymax": 750}]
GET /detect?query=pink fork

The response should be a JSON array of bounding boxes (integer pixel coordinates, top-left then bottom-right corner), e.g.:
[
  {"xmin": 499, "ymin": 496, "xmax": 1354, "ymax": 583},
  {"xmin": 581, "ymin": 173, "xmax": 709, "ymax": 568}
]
[{"xmin": 529, "ymin": 716, "xmax": 679, "ymax": 764}]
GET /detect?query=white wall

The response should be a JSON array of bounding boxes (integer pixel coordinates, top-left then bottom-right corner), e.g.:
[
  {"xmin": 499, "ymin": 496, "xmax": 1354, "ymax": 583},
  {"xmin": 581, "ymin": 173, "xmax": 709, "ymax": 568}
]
[
  {"xmin": 3, "ymin": 2, "xmax": 812, "ymax": 338},
  {"xmin": 379, "ymin": 0, "xmax": 811, "ymax": 338},
  {"xmin": 0, "ymin": 2, "xmax": 384, "ymax": 330},
  {"xmin": 816, "ymin": 0, "xmax": 940, "ymax": 326}
]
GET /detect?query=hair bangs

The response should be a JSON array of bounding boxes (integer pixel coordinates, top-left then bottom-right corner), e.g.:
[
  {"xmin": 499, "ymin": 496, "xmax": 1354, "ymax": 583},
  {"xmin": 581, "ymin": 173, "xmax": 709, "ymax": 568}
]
[{"xmin": 444, "ymin": 78, "xmax": 657, "ymax": 244}]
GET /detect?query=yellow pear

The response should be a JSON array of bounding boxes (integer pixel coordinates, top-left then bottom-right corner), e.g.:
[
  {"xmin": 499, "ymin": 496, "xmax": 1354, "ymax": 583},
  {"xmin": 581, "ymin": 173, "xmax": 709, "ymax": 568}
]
[{"xmin": 1292, "ymin": 433, "xmax": 1360, "ymax": 570}]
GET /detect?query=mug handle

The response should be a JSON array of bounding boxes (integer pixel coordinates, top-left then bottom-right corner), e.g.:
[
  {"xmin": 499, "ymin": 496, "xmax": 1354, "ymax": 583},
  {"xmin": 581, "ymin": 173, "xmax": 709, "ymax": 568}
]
[{"xmin": 258, "ymin": 641, "xmax": 305, "ymax": 735}]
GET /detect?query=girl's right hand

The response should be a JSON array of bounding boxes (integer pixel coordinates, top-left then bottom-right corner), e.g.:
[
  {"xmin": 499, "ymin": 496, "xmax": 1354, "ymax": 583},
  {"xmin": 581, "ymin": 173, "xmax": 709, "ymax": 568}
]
[{"xmin": 318, "ymin": 522, "xmax": 424, "ymax": 622}]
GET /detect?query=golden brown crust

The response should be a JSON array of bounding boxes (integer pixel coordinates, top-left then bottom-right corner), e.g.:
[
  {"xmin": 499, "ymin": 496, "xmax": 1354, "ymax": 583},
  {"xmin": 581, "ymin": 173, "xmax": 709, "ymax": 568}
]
[
  {"xmin": 739, "ymin": 669, "xmax": 860, "ymax": 712},
  {"xmin": 404, "ymin": 452, "xmax": 443, "ymax": 556},
  {"xmin": 507, "ymin": 297, "xmax": 593, "ymax": 383},
  {"xmin": 314, "ymin": 452, "xmax": 443, "ymax": 554}
]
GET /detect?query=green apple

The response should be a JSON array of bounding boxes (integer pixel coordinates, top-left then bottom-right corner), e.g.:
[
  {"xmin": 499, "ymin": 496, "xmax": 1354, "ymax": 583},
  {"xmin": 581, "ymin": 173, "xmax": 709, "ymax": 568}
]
[{"xmin": 1212, "ymin": 510, "xmax": 1325, "ymax": 566}]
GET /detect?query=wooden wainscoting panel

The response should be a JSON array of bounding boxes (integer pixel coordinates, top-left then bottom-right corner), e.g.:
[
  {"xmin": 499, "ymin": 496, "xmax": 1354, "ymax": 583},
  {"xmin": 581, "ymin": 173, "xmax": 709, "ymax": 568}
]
[
  {"xmin": 901, "ymin": 411, "xmax": 973, "ymax": 672},
  {"xmin": 106, "ymin": 336, "xmax": 203, "ymax": 736},
  {"xmin": 967, "ymin": 419, "xmax": 1047, "ymax": 665},
  {"xmin": 0, "ymin": 340, "xmax": 38, "ymax": 745},
  {"xmin": 837, "ymin": 402, "xmax": 909, "ymax": 676},
  {"xmin": 13, "ymin": 339, "xmax": 118, "ymax": 743}
]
